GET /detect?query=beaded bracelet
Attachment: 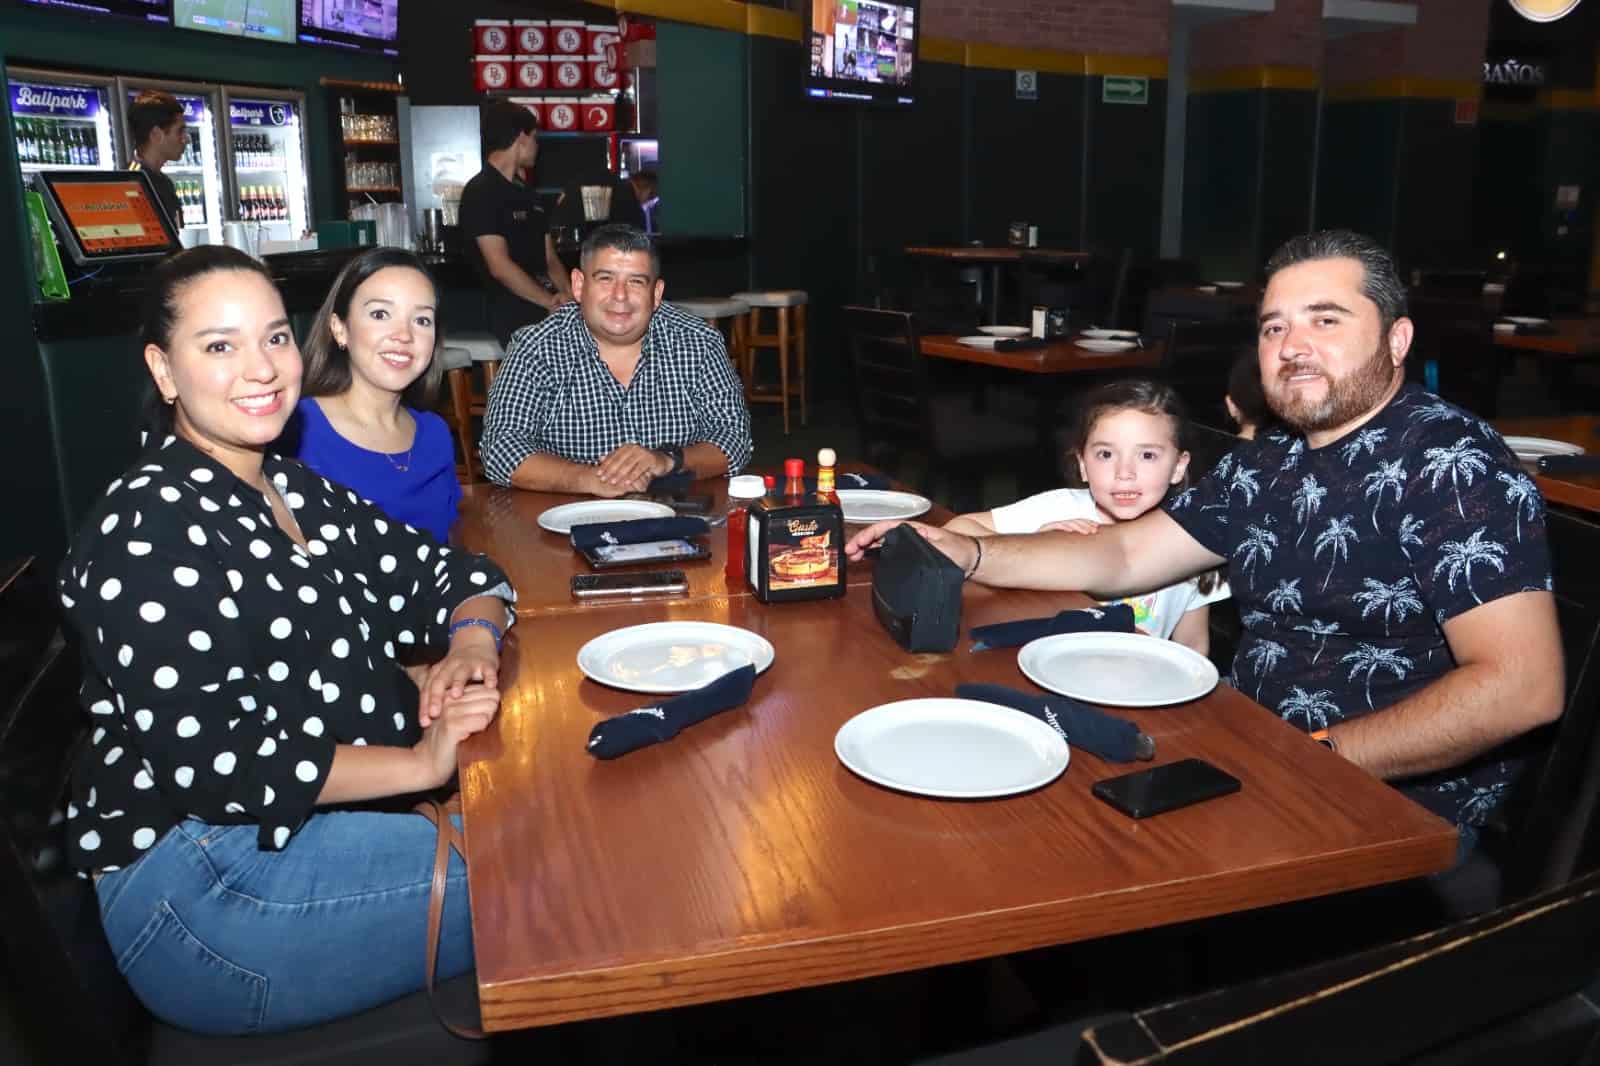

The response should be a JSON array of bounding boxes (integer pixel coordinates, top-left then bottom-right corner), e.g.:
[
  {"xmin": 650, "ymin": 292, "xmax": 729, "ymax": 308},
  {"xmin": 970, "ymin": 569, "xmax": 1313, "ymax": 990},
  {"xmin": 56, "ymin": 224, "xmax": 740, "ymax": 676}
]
[{"xmin": 448, "ymin": 617, "xmax": 503, "ymax": 649}]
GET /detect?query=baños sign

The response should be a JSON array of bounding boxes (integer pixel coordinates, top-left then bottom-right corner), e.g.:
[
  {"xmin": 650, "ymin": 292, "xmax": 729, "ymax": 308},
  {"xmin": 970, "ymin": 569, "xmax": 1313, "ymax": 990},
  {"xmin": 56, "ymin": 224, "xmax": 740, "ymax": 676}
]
[{"xmin": 1482, "ymin": 57, "xmax": 1548, "ymax": 85}]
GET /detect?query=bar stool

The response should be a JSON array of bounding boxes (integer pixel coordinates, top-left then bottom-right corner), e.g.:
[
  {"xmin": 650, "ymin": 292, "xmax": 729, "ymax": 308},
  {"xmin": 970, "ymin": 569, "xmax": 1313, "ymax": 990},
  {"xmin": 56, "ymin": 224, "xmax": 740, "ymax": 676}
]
[
  {"xmin": 731, "ymin": 290, "xmax": 808, "ymax": 433},
  {"xmin": 436, "ymin": 331, "xmax": 504, "ymax": 483},
  {"xmin": 673, "ymin": 297, "xmax": 752, "ymax": 381}
]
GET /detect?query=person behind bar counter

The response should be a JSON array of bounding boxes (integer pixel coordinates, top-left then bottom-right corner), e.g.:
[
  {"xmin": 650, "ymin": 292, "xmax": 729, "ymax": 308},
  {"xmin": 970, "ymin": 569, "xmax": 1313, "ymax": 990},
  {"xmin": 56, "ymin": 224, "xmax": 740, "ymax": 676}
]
[{"xmin": 126, "ymin": 90, "xmax": 185, "ymax": 232}]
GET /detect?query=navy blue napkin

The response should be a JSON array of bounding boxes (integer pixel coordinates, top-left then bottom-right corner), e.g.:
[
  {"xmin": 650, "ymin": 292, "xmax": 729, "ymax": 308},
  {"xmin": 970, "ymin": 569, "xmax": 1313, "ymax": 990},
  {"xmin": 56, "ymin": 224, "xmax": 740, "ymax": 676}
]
[
  {"xmin": 646, "ymin": 470, "xmax": 695, "ymax": 495},
  {"xmin": 569, "ymin": 516, "xmax": 710, "ymax": 551},
  {"xmin": 586, "ymin": 664, "xmax": 757, "ymax": 759},
  {"xmin": 1537, "ymin": 454, "xmax": 1600, "ymax": 475},
  {"xmin": 956, "ymin": 683, "xmax": 1155, "ymax": 763},
  {"xmin": 993, "ymin": 337, "xmax": 1053, "ymax": 351},
  {"xmin": 968, "ymin": 602, "xmax": 1136, "ymax": 652}
]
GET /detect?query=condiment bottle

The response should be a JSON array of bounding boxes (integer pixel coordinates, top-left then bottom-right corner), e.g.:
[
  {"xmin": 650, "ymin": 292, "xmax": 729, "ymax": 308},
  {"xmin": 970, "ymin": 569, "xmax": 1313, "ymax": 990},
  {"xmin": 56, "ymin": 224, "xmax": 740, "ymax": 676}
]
[
  {"xmin": 724, "ymin": 475, "xmax": 765, "ymax": 583},
  {"xmin": 816, "ymin": 447, "xmax": 837, "ymax": 501},
  {"xmin": 783, "ymin": 457, "xmax": 805, "ymax": 498}
]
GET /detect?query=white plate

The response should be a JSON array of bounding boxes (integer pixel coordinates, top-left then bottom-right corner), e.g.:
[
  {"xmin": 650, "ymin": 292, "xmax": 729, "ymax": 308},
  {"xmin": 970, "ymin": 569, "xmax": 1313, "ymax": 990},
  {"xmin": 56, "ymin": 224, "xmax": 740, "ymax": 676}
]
[
  {"xmin": 835, "ymin": 489, "xmax": 932, "ymax": 523},
  {"xmin": 957, "ymin": 335, "xmax": 1001, "ymax": 349},
  {"xmin": 537, "ymin": 499, "xmax": 676, "ymax": 535},
  {"xmin": 1018, "ymin": 632, "xmax": 1219, "ymax": 707},
  {"xmin": 978, "ymin": 325, "xmax": 1031, "ymax": 338},
  {"xmin": 1502, "ymin": 436, "xmax": 1583, "ymax": 461},
  {"xmin": 1493, "ymin": 322, "xmax": 1517, "ymax": 334},
  {"xmin": 1075, "ymin": 338, "xmax": 1138, "ymax": 353},
  {"xmin": 1503, "ymin": 316, "xmax": 1549, "ymax": 326},
  {"xmin": 834, "ymin": 698, "xmax": 1070, "ymax": 799},
  {"xmin": 576, "ymin": 621, "xmax": 775, "ymax": 694},
  {"xmin": 1080, "ymin": 328, "xmax": 1139, "ymax": 340},
  {"xmin": 1213, "ymin": 280, "xmax": 1245, "ymax": 289},
  {"xmin": 1195, "ymin": 285, "xmax": 1219, "ymax": 294}
]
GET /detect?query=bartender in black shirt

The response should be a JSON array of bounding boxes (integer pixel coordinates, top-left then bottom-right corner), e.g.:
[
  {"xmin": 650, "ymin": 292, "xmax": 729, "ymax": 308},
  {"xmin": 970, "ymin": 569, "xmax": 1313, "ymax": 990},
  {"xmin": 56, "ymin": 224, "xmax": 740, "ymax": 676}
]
[
  {"xmin": 126, "ymin": 90, "xmax": 185, "ymax": 232},
  {"xmin": 459, "ymin": 101, "xmax": 571, "ymax": 346}
]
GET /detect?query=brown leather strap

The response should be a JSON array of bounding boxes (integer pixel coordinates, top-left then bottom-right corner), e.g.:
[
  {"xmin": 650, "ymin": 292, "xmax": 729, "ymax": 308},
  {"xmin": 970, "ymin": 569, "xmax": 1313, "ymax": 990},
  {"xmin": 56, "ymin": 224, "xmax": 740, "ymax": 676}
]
[{"xmin": 414, "ymin": 795, "xmax": 484, "ymax": 1040}]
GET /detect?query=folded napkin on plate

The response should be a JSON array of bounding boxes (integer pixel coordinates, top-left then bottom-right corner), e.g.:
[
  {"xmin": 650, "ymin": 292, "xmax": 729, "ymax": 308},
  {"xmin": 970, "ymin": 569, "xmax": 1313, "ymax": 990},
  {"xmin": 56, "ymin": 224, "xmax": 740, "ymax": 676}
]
[
  {"xmin": 586, "ymin": 664, "xmax": 757, "ymax": 759},
  {"xmin": 955, "ymin": 683, "xmax": 1155, "ymax": 763},
  {"xmin": 645, "ymin": 470, "xmax": 696, "ymax": 495},
  {"xmin": 1537, "ymin": 454, "xmax": 1600, "ymax": 475},
  {"xmin": 570, "ymin": 515, "xmax": 710, "ymax": 551},
  {"xmin": 968, "ymin": 602, "xmax": 1136, "ymax": 652},
  {"xmin": 993, "ymin": 337, "xmax": 1053, "ymax": 351}
]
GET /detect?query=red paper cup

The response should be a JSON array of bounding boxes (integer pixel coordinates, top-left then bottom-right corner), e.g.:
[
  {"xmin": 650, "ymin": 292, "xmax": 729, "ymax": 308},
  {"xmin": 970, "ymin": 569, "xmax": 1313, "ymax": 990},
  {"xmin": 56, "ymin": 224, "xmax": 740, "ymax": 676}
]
[
  {"xmin": 543, "ymin": 98, "xmax": 579, "ymax": 131},
  {"xmin": 474, "ymin": 55, "xmax": 511, "ymax": 93},
  {"xmin": 580, "ymin": 95, "xmax": 615, "ymax": 132},
  {"xmin": 473, "ymin": 19, "xmax": 511, "ymax": 55},
  {"xmin": 550, "ymin": 19, "xmax": 585, "ymax": 55},
  {"xmin": 587, "ymin": 23, "xmax": 621, "ymax": 54},
  {"xmin": 513, "ymin": 19, "xmax": 548, "ymax": 55},
  {"xmin": 587, "ymin": 54, "xmax": 620, "ymax": 91},
  {"xmin": 552, "ymin": 56, "xmax": 586, "ymax": 90},
  {"xmin": 513, "ymin": 56, "xmax": 549, "ymax": 91}
]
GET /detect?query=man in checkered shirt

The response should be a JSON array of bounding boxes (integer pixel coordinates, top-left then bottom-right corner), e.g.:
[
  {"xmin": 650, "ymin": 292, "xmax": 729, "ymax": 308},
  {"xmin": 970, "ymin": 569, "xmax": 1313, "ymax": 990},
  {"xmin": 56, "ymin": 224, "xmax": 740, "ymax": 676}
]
[{"xmin": 480, "ymin": 224, "xmax": 753, "ymax": 494}]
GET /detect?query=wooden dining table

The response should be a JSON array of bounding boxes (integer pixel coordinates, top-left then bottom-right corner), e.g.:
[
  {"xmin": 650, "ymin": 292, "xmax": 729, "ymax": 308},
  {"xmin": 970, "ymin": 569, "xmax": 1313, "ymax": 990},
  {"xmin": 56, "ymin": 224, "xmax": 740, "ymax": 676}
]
[
  {"xmin": 1490, "ymin": 318, "xmax": 1600, "ymax": 358},
  {"xmin": 1493, "ymin": 414, "xmax": 1600, "ymax": 513},
  {"xmin": 455, "ymin": 467, "xmax": 954, "ymax": 617},
  {"xmin": 920, "ymin": 333, "xmax": 1163, "ymax": 375},
  {"xmin": 454, "ymin": 490, "xmax": 1458, "ymax": 1032}
]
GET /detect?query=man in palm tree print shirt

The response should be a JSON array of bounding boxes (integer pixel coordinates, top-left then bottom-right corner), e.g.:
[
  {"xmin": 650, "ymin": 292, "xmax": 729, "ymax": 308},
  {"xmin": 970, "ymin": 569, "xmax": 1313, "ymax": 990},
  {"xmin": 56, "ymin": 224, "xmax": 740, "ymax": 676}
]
[{"xmin": 846, "ymin": 230, "xmax": 1561, "ymax": 836}]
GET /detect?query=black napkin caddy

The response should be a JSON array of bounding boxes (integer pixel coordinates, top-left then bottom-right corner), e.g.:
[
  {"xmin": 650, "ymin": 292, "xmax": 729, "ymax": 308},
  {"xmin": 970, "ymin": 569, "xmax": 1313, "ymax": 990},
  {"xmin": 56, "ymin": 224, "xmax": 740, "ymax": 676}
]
[{"xmin": 870, "ymin": 524, "xmax": 964, "ymax": 652}]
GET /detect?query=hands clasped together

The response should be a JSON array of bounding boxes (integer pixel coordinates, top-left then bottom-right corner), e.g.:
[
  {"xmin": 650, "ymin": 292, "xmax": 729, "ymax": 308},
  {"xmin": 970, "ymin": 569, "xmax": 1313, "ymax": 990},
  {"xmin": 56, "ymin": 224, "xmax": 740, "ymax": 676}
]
[
  {"xmin": 587, "ymin": 443, "xmax": 673, "ymax": 497},
  {"xmin": 408, "ymin": 627, "xmax": 503, "ymax": 790}
]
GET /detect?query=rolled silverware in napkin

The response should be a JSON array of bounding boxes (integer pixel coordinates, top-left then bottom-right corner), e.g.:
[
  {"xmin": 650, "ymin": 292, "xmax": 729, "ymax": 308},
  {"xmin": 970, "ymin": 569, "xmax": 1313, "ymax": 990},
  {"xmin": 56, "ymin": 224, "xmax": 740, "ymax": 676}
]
[
  {"xmin": 587, "ymin": 664, "xmax": 758, "ymax": 759},
  {"xmin": 968, "ymin": 602, "xmax": 1136, "ymax": 651},
  {"xmin": 956, "ymin": 682, "xmax": 1155, "ymax": 762}
]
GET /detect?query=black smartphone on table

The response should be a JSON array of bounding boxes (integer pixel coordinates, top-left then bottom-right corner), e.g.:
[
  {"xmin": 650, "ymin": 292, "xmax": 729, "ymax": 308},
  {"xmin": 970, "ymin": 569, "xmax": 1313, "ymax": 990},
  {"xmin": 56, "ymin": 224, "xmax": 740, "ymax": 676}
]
[
  {"xmin": 632, "ymin": 493, "xmax": 714, "ymax": 515},
  {"xmin": 571, "ymin": 569, "xmax": 689, "ymax": 599},
  {"xmin": 1091, "ymin": 758, "xmax": 1241, "ymax": 819},
  {"xmin": 578, "ymin": 538, "xmax": 712, "ymax": 569}
]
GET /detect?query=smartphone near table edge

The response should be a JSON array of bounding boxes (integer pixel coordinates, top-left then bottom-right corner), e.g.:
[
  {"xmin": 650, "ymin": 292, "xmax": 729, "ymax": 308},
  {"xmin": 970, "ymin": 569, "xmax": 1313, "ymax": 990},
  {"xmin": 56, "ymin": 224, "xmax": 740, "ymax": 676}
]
[
  {"xmin": 571, "ymin": 570, "xmax": 689, "ymax": 599},
  {"xmin": 579, "ymin": 538, "xmax": 713, "ymax": 569},
  {"xmin": 1091, "ymin": 758, "xmax": 1241, "ymax": 819}
]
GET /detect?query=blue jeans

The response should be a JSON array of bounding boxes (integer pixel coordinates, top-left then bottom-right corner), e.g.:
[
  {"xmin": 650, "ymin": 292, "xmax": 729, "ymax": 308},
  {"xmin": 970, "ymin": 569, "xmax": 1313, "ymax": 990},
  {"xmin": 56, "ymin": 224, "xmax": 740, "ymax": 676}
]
[{"xmin": 95, "ymin": 809, "xmax": 472, "ymax": 1035}]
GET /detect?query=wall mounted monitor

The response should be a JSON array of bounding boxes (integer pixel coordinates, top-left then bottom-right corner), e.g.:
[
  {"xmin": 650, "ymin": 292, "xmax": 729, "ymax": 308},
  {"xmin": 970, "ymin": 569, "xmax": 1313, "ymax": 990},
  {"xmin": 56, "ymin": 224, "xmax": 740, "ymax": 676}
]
[
  {"xmin": 31, "ymin": 168, "xmax": 182, "ymax": 266},
  {"xmin": 173, "ymin": 0, "xmax": 295, "ymax": 43},
  {"xmin": 15, "ymin": 0, "xmax": 171, "ymax": 23},
  {"xmin": 297, "ymin": 0, "xmax": 399, "ymax": 57},
  {"xmin": 805, "ymin": 0, "xmax": 918, "ymax": 107}
]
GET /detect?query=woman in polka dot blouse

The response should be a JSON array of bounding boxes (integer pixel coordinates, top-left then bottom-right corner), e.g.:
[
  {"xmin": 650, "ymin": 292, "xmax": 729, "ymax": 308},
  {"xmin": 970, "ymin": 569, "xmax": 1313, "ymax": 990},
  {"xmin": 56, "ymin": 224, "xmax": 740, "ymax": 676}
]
[{"xmin": 58, "ymin": 246, "xmax": 518, "ymax": 1036}]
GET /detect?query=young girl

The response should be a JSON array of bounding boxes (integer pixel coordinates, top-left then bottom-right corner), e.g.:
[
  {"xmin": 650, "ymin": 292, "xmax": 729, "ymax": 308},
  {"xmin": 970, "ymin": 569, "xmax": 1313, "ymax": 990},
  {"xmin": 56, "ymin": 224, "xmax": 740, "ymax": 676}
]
[
  {"xmin": 944, "ymin": 379, "xmax": 1228, "ymax": 653},
  {"xmin": 287, "ymin": 248, "xmax": 461, "ymax": 542}
]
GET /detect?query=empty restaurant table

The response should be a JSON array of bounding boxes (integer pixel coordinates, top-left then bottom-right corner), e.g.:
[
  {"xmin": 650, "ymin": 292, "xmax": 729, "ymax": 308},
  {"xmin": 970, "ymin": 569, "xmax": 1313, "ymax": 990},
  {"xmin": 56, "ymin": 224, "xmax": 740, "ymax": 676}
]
[
  {"xmin": 905, "ymin": 245, "xmax": 1092, "ymax": 325},
  {"xmin": 455, "ymin": 579, "xmax": 1455, "ymax": 1031}
]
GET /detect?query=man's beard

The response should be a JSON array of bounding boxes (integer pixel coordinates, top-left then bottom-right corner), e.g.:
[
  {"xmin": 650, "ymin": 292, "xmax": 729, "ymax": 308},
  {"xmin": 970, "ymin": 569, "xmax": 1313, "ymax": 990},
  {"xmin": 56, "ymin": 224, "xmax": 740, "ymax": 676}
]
[{"xmin": 1265, "ymin": 341, "xmax": 1397, "ymax": 434}]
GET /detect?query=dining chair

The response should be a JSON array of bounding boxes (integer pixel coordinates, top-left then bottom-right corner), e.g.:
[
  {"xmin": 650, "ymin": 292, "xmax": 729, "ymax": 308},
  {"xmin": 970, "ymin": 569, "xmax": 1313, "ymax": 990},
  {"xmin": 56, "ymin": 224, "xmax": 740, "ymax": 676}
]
[
  {"xmin": 842, "ymin": 305, "xmax": 1038, "ymax": 512},
  {"xmin": 1407, "ymin": 295, "xmax": 1502, "ymax": 417},
  {"xmin": 1159, "ymin": 319, "xmax": 1258, "ymax": 428},
  {"xmin": 918, "ymin": 870, "xmax": 1600, "ymax": 1065},
  {"xmin": 0, "ymin": 578, "xmax": 493, "ymax": 1064}
]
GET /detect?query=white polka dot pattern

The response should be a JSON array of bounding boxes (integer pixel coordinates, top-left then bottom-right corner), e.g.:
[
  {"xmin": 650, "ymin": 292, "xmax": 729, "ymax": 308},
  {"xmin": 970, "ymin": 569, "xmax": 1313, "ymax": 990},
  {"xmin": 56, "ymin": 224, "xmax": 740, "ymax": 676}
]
[{"xmin": 58, "ymin": 440, "xmax": 516, "ymax": 872}]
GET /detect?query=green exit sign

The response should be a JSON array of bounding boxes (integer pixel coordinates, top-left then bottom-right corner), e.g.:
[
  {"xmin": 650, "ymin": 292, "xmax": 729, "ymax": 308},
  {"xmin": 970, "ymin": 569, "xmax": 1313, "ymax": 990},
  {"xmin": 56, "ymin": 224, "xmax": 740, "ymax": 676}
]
[{"xmin": 1102, "ymin": 76, "xmax": 1149, "ymax": 105}]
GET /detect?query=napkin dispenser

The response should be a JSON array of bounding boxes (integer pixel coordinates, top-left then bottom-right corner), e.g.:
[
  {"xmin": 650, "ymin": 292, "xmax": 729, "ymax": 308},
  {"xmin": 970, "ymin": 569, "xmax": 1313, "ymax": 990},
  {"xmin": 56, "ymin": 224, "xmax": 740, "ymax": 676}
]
[
  {"xmin": 746, "ymin": 492, "xmax": 846, "ymax": 603},
  {"xmin": 870, "ymin": 525, "xmax": 963, "ymax": 652}
]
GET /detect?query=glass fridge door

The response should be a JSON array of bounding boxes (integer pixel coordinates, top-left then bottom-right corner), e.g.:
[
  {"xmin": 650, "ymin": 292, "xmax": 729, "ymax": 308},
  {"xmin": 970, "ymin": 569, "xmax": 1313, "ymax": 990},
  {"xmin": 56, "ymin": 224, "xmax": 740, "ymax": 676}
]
[
  {"xmin": 7, "ymin": 69, "xmax": 119, "ymax": 176},
  {"xmin": 120, "ymin": 79, "xmax": 223, "ymax": 247},
  {"xmin": 223, "ymin": 92, "xmax": 309, "ymax": 246}
]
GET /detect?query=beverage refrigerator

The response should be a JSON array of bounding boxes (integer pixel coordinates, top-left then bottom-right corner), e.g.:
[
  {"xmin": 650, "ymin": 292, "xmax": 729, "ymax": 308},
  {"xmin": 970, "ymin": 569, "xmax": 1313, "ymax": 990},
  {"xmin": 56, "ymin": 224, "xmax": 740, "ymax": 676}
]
[
  {"xmin": 220, "ymin": 87, "xmax": 311, "ymax": 245},
  {"xmin": 117, "ymin": 76, "xmax": 224, "ymax": 246},
  {"xmin": 7, "ymin": 68, "xmax": 121, "ymax": 176}
]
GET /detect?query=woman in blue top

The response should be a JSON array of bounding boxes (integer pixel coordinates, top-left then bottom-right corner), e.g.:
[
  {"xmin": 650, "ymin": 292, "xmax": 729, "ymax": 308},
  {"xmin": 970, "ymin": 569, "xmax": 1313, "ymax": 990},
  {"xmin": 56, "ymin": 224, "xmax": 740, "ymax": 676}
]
[{"xmin": 287, "ymin": 248, "xmax": 462, "ymax": 542}]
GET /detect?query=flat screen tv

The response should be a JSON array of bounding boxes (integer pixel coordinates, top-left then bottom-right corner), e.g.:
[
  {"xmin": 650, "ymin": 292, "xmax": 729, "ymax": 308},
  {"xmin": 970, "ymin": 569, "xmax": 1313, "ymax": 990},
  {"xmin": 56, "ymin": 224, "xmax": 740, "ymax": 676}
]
[
  {"xmin": 805, "ymin": 0, "xmax": 918, "ymax": 107},
  {"xmin": 173, "ymin": 0, "xmax": 295, "ymax": 43},
  {"xmin": 16, "ymin": 0, "xmax": 171, "ymax": 23},
  {"xmin": 297, "ymin": 0, "xmax": 399, "ymax": 58}
]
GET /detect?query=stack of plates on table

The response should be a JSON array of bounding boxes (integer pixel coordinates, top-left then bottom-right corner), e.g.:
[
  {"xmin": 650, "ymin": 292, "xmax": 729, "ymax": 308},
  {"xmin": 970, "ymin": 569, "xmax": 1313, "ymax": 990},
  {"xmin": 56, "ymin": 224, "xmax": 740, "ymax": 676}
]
[
  {"xmin": 1080, "ymin": 329, "xmax": 1139, "ymax": 341},
  {"xmin": 1075, "ymin": 337, "xmax": 1138, "ymax": 353},
  {"xmin": 1018, "ymin": 632, "xmax": 1219, "ymax": 707},
  {"xmin": 1502, "ymin": 436, "xmax": 1583, "ymax": 463},
  {"xmin": 834, "ymin": 697, "xmax": 1070, "ymax": 798},
  {"xmin": 978, "ymin": 325, "xmax": 1031, "ymax": 338},
  {"xmin": 834, "ymin": 489, "xmax": 932, "ymax": 523},
  {"xmin": 957, "ymin": 335, "xmax": 1002, "ymax": 349},
  {"xmin": 537, "ymin": 499, "xmax": 676, "ymax": 534},
  {"xmin": 576, "ymin": 621, "xmax": 775, "ymax": 693}
]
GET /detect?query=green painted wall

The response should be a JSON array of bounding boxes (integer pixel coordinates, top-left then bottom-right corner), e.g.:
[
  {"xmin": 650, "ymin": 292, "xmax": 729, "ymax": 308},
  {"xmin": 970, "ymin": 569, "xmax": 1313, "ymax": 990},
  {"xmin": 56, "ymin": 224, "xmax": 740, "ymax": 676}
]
[
  {"xmin": 656, "ymin": 20, "xmax": 747, "ymax": 237},
  {"xmin": 0, "ymin": 5, "xmax": 396, "ymax": 562}
]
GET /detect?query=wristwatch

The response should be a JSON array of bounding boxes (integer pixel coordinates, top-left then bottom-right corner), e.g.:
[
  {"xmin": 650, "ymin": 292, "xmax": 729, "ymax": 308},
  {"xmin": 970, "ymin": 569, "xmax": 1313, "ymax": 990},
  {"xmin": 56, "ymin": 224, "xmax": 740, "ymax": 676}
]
[
  {"xmin": 657, "ymin": 444, "xmax": 685, "ymax": 475},
  {"xmin": 1309, "ymin": 728, "xmax": 1339, "ymax": 754}
]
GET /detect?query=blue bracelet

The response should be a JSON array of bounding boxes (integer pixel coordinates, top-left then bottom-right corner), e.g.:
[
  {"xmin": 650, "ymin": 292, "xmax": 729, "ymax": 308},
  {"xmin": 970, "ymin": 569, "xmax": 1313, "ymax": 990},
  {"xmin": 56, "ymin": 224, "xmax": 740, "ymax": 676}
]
[{"xmin": 448, "ymin": 617, "xmax": 502, "ymax": 649}]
